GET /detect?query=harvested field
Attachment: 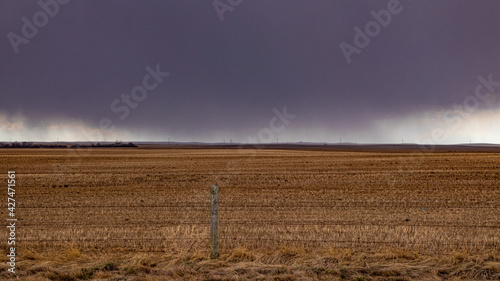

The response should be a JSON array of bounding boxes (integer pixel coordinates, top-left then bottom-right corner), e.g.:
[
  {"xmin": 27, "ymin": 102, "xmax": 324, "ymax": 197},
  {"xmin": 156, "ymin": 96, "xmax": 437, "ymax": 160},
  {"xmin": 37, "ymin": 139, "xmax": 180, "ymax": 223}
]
[{"xmin": 0, "ymin": 147, "xmax": 499, "ymax": 280}]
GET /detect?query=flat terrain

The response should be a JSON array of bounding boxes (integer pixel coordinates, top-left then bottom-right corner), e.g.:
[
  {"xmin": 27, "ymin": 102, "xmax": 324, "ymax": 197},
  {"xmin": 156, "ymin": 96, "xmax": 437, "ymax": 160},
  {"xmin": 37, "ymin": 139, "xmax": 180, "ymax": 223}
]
[{"xmin": 0, "ymin": 148, "xmax": 499, "ymax": 280}]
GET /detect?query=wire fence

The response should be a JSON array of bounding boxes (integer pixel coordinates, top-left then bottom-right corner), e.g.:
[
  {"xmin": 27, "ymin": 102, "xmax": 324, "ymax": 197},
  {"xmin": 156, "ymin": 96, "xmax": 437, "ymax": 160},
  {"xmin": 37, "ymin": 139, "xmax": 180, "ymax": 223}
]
[
  {"xmin": 6, "ymin": 185, "xmax": 499, "ymax": 254},
  {"xmin": 15, "ymin": 238, "xmax": 496, "ymax": 246},
  {"xmin": 8, "ymin": 202, "xmax": 500, "ymax": 252},
  {"xmin": 5, "ymin": 221, "xmax": 500, "ymax": 228},
  {"xmin": 14, "ymin": 204, "xmax": 500, "ymax": 209}
]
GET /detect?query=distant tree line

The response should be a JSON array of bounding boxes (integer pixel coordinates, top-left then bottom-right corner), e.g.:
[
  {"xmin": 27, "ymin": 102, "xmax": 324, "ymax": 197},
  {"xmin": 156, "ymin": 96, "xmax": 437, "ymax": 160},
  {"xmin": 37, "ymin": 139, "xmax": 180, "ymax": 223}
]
[{"xmin": 0, "ymin": 141, "xmax": 137, "ymax": 148}]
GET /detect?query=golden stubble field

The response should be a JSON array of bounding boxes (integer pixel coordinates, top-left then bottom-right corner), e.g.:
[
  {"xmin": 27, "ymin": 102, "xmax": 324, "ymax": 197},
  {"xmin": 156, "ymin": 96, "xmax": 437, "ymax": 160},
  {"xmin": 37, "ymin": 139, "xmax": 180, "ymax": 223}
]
[{"xmin": 0, "ymin": 148, "xmax": 499, "ymax": 280}]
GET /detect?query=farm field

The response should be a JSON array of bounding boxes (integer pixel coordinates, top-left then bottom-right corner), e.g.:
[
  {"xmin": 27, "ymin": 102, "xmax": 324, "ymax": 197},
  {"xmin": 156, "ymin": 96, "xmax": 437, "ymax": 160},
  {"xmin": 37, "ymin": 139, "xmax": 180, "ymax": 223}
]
[{"xmin": 0, "ymin": 147, "xmax": 499, "ymax": 280}]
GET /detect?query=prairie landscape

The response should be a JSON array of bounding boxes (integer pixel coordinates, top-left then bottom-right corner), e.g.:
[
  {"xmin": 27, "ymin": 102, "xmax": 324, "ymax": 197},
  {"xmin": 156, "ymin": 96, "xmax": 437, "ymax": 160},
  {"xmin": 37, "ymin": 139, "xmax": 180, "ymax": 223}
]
[{"xmin": 0, "ymin": 147, "xmax": 499, "ymax": 280}]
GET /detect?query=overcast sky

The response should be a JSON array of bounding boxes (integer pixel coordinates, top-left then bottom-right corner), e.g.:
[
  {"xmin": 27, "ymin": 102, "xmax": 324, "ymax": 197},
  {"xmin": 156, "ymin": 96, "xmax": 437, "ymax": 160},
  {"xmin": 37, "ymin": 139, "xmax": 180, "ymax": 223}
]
[{"xmin": 1, "ymin": 0, "xmax": 499, "ymax": 143}]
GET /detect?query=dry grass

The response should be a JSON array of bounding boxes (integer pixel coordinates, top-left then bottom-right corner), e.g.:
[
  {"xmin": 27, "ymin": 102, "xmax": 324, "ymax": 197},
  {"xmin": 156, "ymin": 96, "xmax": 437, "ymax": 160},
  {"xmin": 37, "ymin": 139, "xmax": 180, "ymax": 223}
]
[
  {"xmin": 0, "ymin": 148, "xmax": 498, "ymax": 280},
  {"xmin": 1, "ymin": 246, "xmax": 499, "ymax": 280}
]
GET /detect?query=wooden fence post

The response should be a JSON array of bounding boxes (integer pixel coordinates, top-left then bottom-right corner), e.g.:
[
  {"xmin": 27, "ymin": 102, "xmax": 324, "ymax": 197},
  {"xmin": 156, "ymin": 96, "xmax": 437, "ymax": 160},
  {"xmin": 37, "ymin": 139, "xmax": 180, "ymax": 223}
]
[{"xmin": 210, "ymin": 184, "xmax": 219, "ymax": 259}]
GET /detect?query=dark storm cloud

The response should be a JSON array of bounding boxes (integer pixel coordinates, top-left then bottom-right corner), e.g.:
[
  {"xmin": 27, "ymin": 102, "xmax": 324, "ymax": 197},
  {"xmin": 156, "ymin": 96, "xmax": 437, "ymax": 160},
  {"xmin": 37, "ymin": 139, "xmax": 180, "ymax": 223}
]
[{"xmin": 1, "ymin": 0, "xmax": 499, "ymax": 142}]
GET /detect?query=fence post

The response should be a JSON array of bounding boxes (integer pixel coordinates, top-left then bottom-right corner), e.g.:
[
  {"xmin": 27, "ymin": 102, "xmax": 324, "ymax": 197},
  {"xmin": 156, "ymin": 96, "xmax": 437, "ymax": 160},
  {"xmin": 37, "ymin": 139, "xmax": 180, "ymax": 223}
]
[{"xmin": 210, "ymin": 184, "xmax": 219, "ymax": 259}]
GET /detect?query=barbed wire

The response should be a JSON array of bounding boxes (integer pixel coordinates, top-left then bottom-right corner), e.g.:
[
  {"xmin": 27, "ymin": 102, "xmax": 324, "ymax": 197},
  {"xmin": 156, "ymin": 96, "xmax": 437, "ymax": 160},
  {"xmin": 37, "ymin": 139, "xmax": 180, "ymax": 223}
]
[
  {"xmin": 14, "ymin": 204, "xmax": 500, "ymax": 209},
  {"xmin": 8, "ymin": 196, "xmax": 499, "ymax": 250},
  {"xmin": 14, "ymin": 237, "xmax": 498, "ymax": 247},
  {"xmin": 16, "ymin": 237, "xmax": 200, "ymax": 242},
  {"xmin": 4, "ymin": 221, "xmax": 500, "ymax": 228},
  {"xmin": 18, "ymin": 187, "xmax": 500, "ymax": 197},
  {"xmin": 219, "ymin": 237, "xmax": 498, "ymax": 247}
]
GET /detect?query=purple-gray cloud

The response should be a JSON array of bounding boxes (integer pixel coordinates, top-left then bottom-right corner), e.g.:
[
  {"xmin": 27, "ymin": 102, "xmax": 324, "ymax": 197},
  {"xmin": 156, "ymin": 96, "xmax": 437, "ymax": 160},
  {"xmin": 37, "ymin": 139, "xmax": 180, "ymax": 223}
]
[{"xmin": 1, "ymin": 0, "xmax": 499, "ymax": 143}]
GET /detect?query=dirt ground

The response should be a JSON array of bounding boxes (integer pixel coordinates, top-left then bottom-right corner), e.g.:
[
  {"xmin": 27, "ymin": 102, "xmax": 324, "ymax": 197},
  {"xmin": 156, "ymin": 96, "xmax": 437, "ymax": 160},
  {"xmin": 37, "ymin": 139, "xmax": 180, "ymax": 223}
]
[{"xmin": 0, "ymin": 147, "xmax": 498, "ymax": 280}]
